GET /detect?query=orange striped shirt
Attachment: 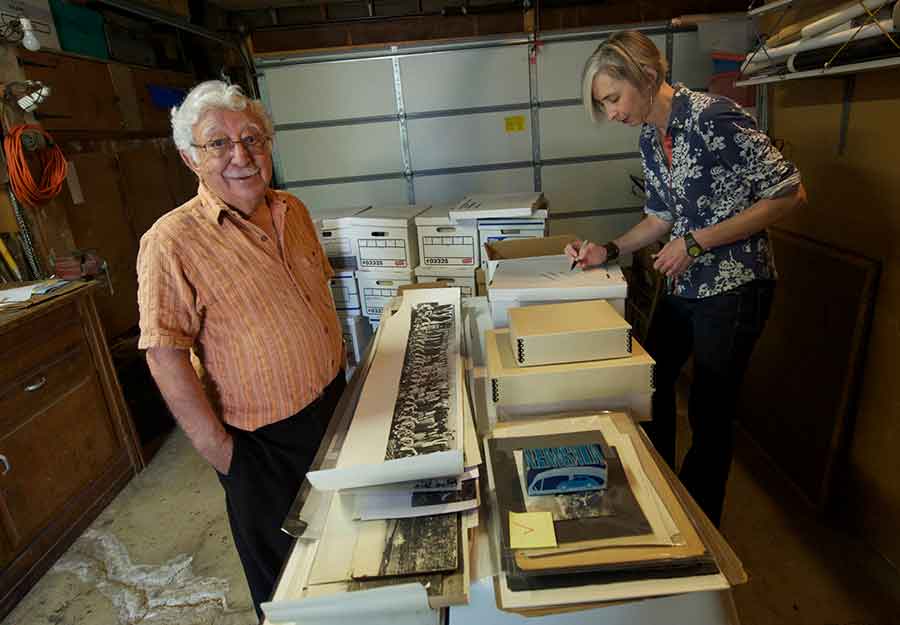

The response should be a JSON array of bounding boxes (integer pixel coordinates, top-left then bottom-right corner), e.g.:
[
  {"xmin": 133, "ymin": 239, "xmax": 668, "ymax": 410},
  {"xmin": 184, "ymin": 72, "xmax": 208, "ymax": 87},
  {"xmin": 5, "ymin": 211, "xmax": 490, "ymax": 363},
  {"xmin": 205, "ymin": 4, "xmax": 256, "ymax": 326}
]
[{"xmin": 137, "ymin": 183, "xmax": 343, "ymax": 431}]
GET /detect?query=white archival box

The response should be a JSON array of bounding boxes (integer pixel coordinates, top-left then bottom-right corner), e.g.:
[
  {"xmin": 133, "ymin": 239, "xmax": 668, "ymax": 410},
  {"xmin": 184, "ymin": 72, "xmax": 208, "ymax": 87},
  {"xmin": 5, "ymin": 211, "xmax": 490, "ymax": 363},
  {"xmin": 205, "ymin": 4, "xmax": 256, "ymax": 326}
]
[
  {"xmin": 337, "ymin": 308, "xmax": 372, "ymax": 367},
  {"xmin": 488, "ymin": 255, "xmax": 628, "ymax": 328},
  {"xmin": 508, "ymin": 299, "xmax": 633, "ymax": 367},
  {"xmin": 414, "ymin": 265, "xmax": 477, "ymax": 298},
  {"xmin": 477, "ymin": 217, "xmax": 547, "ymax": 269},
  {"xmin": 351, "ymin": 204, "xmax": 431, "ymax": 271},
  {"xmin": 415, "ymin": 204, "xmax": 479, "ymax": 268},
  {"xmin": 450, "ymin": 191, "xmax": 547, "ymax": 221},
  {"xmin": 316, "ymin": 205, "xmax": 370, "ymax": 271},
  {"xmin": 357, "ymin": 268, "xmax": 416, "ymax": 319},
  {"xmin": 486, "ymin": 328, "xmax": 654, "ymax": 421},
  {"xmin": 329, "ymin": 270, "xmax": 360, "ymax": 310}
]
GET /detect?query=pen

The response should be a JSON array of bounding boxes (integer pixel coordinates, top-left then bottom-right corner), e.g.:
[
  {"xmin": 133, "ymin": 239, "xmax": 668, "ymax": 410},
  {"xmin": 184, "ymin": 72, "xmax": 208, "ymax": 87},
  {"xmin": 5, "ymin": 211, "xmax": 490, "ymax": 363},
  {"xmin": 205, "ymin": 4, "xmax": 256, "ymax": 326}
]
[{"xmin": 569, "ymin": 258, "xmax": 577, "ymax": 271}]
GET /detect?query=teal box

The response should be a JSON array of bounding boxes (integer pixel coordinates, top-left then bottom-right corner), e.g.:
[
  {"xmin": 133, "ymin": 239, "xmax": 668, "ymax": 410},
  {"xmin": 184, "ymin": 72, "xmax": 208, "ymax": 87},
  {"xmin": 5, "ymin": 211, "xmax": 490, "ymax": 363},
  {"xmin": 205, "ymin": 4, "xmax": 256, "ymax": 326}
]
[{"xmin": 49, "ymin": 0, "xmax": 109, "ymax": 60}]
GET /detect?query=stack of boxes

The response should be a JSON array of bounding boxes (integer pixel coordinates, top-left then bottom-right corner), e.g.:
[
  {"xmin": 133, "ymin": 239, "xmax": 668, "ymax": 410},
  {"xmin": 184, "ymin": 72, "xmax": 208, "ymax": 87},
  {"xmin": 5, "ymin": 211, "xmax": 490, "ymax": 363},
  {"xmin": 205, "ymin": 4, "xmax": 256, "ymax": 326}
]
[
  {"xmin": 414, "ymin": 204, "xmax": 479, "ymax": 297},
  {"xmin": 486, "ymin": 299, "xmax": 656, "ymax": 421}
]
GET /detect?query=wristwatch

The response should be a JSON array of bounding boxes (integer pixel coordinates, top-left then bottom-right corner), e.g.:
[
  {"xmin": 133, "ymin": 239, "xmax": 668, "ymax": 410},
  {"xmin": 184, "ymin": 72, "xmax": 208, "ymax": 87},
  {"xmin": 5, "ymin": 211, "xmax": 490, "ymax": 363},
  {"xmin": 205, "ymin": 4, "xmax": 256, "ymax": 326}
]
[
  {"xmin": 602, "ymin": 241, "xmax": 620, "ymax": 262},
  {"xmin": 684, "ymin": 232, "xmax": 704, "ymax": 258}
]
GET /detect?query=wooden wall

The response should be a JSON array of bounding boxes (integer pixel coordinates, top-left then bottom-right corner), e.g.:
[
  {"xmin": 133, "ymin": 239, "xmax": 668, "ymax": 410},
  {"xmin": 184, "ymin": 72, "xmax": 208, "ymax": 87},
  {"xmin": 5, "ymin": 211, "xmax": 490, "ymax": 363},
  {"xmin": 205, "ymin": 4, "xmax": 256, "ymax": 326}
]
[{"xmin": 765, "ymin": 68, "xmax": 900, "ymax": 569}]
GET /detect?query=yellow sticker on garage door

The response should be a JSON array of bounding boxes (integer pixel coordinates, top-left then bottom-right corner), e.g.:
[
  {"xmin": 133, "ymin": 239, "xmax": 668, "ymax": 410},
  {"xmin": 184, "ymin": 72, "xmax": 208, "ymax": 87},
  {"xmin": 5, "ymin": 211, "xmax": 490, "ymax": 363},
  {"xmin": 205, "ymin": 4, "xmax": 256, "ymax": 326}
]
[{"xmin": 505, "ymin": 115, "xmax": 526, "ymax": 133}]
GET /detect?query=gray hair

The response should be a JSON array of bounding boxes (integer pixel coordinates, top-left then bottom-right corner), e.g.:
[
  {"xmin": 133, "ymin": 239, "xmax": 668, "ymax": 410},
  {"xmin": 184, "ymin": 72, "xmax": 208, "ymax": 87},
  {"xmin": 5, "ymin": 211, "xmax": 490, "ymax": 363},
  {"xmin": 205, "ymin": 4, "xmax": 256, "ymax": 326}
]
[
  {"xmin": 171, "ymin": 80, "xmax": 274, "ymax": 162},
  {"xmin": 581, "ymin": 31, "xmax": 668, "ymax": 124}
]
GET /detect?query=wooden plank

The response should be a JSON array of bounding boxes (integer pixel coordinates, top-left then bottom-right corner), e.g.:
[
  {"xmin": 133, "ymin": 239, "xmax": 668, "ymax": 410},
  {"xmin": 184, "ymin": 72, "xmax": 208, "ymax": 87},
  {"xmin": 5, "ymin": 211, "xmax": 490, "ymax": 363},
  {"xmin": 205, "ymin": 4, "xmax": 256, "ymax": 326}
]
[
  {"xmin": 107, "ymin": 65, "xmax": 142, "ymax": 132},
  {"xmin": 117, "ymin": 143, "xmax": 173, "ymax": 238}
]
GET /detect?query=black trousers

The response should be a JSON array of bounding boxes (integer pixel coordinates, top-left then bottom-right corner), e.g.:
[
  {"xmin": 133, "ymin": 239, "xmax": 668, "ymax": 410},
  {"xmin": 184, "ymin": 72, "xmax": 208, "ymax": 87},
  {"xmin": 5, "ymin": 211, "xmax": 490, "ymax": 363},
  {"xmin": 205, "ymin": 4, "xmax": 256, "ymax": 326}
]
[
  {"xmin": 216, "ymin": 373, "xmax": 346, "ymax": 621},
  {"xmin": 643, "ymin": 280, "xmax": 774, "ymax": 526}
]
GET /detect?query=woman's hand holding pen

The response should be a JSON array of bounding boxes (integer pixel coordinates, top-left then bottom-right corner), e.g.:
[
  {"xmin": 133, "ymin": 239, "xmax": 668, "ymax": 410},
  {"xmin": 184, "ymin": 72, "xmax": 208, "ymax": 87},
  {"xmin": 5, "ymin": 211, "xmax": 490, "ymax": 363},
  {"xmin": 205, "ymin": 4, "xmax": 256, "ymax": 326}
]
[
  {"xmin": 653, "ymin": 237, "xmax": 693, "ymax": 278},
  {"xmin": 565, "ymin": 240, "xmax": 607, "ymax": 270}
]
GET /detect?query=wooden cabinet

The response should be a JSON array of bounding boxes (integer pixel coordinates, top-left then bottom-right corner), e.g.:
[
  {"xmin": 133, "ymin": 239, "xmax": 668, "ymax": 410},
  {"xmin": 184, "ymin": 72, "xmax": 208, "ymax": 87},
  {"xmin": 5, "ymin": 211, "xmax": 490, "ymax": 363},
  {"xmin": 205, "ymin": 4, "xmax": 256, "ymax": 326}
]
[{"xmin": 0, "ymin": 283, "xmax": 142, "ymax": 620}]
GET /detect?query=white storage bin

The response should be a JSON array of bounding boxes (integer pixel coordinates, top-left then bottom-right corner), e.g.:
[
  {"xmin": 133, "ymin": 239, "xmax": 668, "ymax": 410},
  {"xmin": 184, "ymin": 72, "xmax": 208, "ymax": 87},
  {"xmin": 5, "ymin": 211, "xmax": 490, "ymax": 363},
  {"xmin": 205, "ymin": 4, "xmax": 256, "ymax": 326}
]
[
  {"xmin": 415, "ymin": 204, "xmax": 479, "ymax": 268},
  {"xmin": 356, "ymin": 269, "xmax": 416, "ymax": 319},
  {"xmin": 316, "ymin": 206, "xmax": 370, "ymax": 271},
  {"xmin": 414, "ymin": 265, "xmax": 477, "ymax": 298},
  {"xmin": 329, "ymin": 271, "xmax": 360, "ymax": 310},
  {"xmin": 351, "ymin": 204, "xmax": 430, "ymax": 271}
]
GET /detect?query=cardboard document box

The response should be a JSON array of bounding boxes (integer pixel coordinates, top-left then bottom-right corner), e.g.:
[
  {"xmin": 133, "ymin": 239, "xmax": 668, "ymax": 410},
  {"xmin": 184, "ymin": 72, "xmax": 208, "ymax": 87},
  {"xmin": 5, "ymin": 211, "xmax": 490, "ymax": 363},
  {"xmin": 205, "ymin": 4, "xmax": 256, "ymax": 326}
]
[
  {"xmin": 450, "ymin": 191, "xmax": 547, "ymax": 221},
  {"xmin": 329, "ymin": 270, "xmax": 359, "ymax": 310},
  {"xmin": 415, "ymin": 204, "xmax": 479, "ymax": 267},
  {"xmin": 478, "ymin": 219, "xmax": 546, "ymax": 269},
  {"xmin": 486, "ymin": 328, "xmax": 654, "ymax": 420},
  {"xmin": 356, "ymin": 269, "xmax": 415, "ymax": 319},
  {"xmin": 316, "ymin": 205, "xmax": 370, "ymax": 271},
  {"xmin": 489, "ymin": 254, "xmax": 628, "ymax": 328},
  {"xmin": 337, "ymin": 308, "xmax": 372, "ymax": 366},
  {"xmin": 351, "ymin": 204, "xmax": 430, "ymax": 270},
  {"xmin": 508, "ymin": 300, "xmax": 632, "ymax": 367},
  {"xmin": 414, "ymin": 265, "xmax": 476, "ymax": 298}
]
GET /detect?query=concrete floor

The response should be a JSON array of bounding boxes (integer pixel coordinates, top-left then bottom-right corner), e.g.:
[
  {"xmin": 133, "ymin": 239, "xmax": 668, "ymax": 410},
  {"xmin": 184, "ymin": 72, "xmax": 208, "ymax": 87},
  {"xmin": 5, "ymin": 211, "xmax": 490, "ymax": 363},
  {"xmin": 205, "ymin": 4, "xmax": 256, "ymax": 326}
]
[{"xmin": 5, "ymin": 403, "xmax": 900, "ymax": 625}]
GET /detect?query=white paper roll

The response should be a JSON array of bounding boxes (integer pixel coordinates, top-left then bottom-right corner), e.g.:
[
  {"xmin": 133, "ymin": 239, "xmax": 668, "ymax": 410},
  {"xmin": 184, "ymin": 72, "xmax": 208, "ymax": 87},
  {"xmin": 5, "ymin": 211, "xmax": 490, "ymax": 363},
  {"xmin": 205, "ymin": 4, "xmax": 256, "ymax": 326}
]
[{"xmin": 801, "ymin": 0, "xmax": 891, "ymax": 39}]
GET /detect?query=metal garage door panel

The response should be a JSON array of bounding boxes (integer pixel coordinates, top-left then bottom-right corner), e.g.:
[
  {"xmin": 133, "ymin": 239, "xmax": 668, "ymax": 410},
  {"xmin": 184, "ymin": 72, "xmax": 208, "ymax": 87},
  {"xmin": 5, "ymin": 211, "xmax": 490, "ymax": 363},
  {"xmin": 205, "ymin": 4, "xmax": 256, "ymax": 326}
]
[
  {"xmin": 672, "ymin": 31, "xmax": 712, "ymax": 90},
  {"xmin": 541, "ymin": 160, "xmax": 644, "ymax": 213},
  {"xmin": 549, "ymin": 211, "xmax": 644, "ymax": 265},
  {"xmin": 408, "ymin": 112, "xmax": 532, "ymax": 170},
  {"xmin": 401, "ymin": 46, "xmax": 530, "ymax": 112},
  {"xmin": 415, "ymin": 168, "xmax": 534, "ymax": 205},
  {"xmin": 540, "ymin": 106, "xmax": 641, "ymax": 159},
  {"xmin": 262, "ymin": 59, "xmax": 396, "ymax": 124},
  {"xmin": 276, "ymin": 123, "xmax": 402, "ymax": 183},
  {"xmin": 538, "ymin": 35, "xmax": 666, "ymax": 102},
  {"xmin": 295, "ymin": 179, "xmax": 408, "ymax": 214}
]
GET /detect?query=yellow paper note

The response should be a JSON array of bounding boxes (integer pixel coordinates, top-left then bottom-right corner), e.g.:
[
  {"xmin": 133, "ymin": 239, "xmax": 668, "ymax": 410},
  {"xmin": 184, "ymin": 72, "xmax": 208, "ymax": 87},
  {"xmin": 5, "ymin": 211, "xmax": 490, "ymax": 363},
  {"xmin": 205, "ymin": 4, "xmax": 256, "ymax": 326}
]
[
  {"xmin": 504, "ymin": 115, "xmax": 526, "ymax": 133},
  {"xmin": 509, "ymin": 511, "xmax": 557, "ymax": 549}
]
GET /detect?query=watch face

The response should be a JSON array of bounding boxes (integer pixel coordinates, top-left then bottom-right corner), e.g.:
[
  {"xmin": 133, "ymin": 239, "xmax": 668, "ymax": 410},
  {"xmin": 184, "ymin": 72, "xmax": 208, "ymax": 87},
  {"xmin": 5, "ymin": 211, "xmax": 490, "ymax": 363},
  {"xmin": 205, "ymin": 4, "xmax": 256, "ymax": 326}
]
[{"xmin": 689, "ymin": 245, "xmax": 702, "ymax": 257}]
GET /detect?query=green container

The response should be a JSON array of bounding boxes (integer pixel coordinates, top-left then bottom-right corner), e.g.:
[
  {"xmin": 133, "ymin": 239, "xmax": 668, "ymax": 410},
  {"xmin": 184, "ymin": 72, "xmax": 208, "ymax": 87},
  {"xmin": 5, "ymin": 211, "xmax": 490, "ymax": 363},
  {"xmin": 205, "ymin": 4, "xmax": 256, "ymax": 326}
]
[{"xmin": 49, "ymin": 0, "xmax": 109, "ymax": 60}]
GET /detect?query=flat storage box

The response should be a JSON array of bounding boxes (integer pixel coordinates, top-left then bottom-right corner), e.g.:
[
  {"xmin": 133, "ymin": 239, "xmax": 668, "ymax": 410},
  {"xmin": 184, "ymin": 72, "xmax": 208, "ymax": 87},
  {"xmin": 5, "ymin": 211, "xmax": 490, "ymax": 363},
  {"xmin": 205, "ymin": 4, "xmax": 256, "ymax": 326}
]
[
  {"xmin": 352, "ymin": 204, "xmax": 431, "ymax": 271},
  {"xmin": 489, "ymin": 255, "xmax": 628, "ymax": 328},
  {"xmin": 414, "ymin": 265, "xmax": 476, "ymax": 298},
  {"xmin": 486, "ymin": 328, "xmax": 654, "ymax": 421},
  {"xmin": 329, "ymin": 270, "xmax": 360, "ymax": 310},
  {"xmin": 415, "ymin": 204, "xmax": 479, "ymax": 268},
  {"xmin": 508, "ymin": 300, "xmax": 632, "ymax": 367},
  {"xmin": 450, "ymin": 191, "xmax": 547, "ymax": 221},
  {"xmin": 356, "ymin": 269, "xmax": 415, "ymax": 319},
  {"xmin": 338, "ymin": 309, "xmax": 372, "ymax": 367},
  {"xmin": 316, "ymin": 206, "xmax": 370, "ymax": 271}
]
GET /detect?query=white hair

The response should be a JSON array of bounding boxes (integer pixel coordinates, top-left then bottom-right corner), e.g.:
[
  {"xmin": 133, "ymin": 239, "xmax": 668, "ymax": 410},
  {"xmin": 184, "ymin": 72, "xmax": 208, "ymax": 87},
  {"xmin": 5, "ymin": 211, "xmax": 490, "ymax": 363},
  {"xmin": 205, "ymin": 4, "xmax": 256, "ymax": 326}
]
[{"xmin": 171, "ymin": 80, "xmax": 274, "ymax": 162}]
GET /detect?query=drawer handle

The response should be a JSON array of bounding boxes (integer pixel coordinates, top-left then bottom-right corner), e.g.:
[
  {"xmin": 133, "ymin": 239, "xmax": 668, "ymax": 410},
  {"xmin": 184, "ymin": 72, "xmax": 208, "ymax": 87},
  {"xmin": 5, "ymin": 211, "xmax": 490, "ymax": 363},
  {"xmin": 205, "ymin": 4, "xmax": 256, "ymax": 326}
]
[
  {"xmin": 24, "ymin": 376, "xmax": 47, "ymax": 392},
  {"xmin": 0, "ymin": 455, "xmax": 8, "ymax": 476}
]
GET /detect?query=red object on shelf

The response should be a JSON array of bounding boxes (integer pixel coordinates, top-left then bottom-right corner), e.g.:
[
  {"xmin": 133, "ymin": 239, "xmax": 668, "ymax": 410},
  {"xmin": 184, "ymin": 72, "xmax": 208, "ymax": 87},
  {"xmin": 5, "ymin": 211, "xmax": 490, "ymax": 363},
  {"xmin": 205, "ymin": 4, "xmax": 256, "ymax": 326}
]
[{"xmin": 709, "ymin": 70, "xmax": 756, "ymax": 108}]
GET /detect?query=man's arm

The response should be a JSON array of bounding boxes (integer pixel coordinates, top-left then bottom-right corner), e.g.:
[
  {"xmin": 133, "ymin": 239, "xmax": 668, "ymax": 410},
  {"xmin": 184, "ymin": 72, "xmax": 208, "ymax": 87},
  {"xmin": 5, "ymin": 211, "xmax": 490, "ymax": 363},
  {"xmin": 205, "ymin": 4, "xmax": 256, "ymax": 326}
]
[{"xmin": 146, "ymin": 347, "xmax": 233, "ymax": 474}]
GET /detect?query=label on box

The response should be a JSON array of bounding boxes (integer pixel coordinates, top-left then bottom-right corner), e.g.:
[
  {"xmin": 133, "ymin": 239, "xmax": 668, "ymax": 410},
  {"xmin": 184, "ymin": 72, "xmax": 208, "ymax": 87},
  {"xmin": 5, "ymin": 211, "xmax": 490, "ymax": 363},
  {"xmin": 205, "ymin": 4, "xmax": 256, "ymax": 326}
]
[
  {"xmin": 358, "ymin": 237, "xmax": 409, "ymax": 268},
  {"xmin": 422, "ymin": 234, "xmax": 476, "ymax": 266}
]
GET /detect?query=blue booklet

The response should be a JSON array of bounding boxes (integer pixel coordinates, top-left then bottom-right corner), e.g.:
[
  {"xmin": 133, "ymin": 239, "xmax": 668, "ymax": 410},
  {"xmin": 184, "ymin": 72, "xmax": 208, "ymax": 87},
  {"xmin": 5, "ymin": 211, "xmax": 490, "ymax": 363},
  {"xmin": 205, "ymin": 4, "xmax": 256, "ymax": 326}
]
[{"xmin": 524, "ymin": 444, "xmax": 608, "ymax": 496}]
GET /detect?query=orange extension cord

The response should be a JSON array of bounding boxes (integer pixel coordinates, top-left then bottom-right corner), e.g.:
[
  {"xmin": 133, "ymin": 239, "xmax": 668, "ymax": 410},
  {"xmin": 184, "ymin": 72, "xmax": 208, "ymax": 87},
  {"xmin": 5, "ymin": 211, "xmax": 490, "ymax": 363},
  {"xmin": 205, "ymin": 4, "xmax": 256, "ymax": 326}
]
[{"xmin": 3, "ymin": 124, "xmax": 67, "ymax": 207}]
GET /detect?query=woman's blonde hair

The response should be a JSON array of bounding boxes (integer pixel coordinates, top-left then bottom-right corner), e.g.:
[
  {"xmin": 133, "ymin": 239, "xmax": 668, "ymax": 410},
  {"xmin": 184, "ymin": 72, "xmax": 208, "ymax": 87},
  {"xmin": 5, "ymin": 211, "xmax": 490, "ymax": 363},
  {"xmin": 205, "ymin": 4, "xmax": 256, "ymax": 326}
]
[{"xmin": 581, "ymin": 31, "xmax": 668, "ymax": 124}]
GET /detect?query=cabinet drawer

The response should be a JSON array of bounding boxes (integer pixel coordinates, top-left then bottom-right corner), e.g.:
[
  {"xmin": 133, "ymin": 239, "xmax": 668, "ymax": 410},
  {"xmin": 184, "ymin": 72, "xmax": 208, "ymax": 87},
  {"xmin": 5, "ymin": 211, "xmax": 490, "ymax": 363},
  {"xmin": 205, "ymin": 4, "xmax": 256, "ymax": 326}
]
[
  {"xmin": 0, "ymin": 347, "xmax": 92, "ymax": 434},
  {"xmin": 0, "ymin": 304, "xmax": 83, "ymax": 390},
  {"xmin": 0, "ymin": 374, "xmax": 119, "ymax": 552}
]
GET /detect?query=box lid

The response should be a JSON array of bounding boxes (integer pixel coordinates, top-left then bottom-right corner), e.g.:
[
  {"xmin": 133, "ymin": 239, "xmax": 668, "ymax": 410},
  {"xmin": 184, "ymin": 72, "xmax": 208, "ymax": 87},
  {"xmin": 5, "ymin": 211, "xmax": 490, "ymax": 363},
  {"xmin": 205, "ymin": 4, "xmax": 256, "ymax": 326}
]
[
  {"xmin": 356, "ymin": 267, "xmax": 416, "ymax": 281},
  {"xmin": 351, "ymin": 204, "xmax": 431, "ymax": 226},
  {"xmin": 316, "ymin": 205, "xmax": 370, "ymax": 229},
  {"xmin": 414, "ymin": 204, "xmax": 471, "ymax": 226},
  {"xmin": 509, "ymin": 300, "xmax": 630, "ymax": 338},
  {"xmin": 489, "ymin": 255, "xmax": 627, "ymax": 302},
  {"xmin": 476, "ymin": 210, "xmax": 548, "ymax": 225},
  {"xmin": 414, "ymin": 265, "xmax": 477, "ymax": 278},
  {"xmin": 450, "ymin": 192, "xmax": 547, "ymax": 222},
  {"xmin": 487, "ymin": 328, "xmax": 652, "ymax": 378}
]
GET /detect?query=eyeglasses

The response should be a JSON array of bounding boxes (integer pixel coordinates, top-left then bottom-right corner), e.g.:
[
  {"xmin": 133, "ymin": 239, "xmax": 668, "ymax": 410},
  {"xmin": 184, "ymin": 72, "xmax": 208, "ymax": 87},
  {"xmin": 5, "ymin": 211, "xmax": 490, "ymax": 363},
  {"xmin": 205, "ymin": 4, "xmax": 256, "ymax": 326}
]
[{"xmin": 192, "ymin": 133, "xmax": 271, "ymax": 159}]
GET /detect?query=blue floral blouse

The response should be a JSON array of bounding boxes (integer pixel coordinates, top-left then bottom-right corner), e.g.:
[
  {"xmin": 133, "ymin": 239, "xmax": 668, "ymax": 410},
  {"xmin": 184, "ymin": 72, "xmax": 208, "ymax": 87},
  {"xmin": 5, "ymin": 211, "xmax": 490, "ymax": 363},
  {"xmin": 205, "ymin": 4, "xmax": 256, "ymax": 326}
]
[{"xmin": 640, "ymin": 84, "xmax": 801, "ymax": 298}]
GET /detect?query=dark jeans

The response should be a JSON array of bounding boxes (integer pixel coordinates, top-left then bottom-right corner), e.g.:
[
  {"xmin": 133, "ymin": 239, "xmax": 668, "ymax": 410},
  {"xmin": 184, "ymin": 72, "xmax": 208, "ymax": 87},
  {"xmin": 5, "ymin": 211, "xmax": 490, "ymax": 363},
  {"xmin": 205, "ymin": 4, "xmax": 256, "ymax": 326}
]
[
  {"xmin": 216, "ymin": 373, "xmax": 346, "ymax": 621},
  {"xmin": 643, "ymin": 280, "xmax": 774, "ymax": 526}
]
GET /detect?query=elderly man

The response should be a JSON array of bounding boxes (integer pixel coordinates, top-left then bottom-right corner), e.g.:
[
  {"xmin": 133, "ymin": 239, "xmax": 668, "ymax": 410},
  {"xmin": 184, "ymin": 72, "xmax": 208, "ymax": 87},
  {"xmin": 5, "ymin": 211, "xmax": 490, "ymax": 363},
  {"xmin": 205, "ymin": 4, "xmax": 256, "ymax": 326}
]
[{"xmin": 137, "ymin": 81, "xmax": 345, "ymax": 619}]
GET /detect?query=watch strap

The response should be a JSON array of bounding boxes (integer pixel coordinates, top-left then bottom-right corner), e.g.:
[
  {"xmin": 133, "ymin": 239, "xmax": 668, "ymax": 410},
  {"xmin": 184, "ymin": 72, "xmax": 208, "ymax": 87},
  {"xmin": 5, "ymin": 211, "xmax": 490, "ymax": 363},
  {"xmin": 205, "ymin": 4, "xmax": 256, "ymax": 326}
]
[{"xmin": 603, "ymin": 241, "xmax": 620, "ymax": 262}]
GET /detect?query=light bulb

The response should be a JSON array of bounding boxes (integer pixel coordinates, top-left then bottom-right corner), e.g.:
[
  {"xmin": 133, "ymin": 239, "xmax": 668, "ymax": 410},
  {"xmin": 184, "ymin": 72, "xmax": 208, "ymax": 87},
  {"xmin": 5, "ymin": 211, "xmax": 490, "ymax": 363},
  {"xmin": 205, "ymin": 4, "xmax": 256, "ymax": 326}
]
[{"xmin": 19, "ymin": 18, "xmax": 40, "ymax": 52}]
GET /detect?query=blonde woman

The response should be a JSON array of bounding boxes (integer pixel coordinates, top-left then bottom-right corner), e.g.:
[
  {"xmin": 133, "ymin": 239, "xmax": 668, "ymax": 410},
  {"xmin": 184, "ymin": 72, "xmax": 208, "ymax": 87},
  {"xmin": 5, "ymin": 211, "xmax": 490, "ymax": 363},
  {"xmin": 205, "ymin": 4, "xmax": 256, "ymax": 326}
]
[{"xmin": 565, "ymin": 31, "xmax": 806, "ymax": 525}]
